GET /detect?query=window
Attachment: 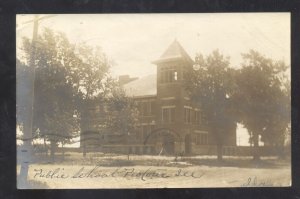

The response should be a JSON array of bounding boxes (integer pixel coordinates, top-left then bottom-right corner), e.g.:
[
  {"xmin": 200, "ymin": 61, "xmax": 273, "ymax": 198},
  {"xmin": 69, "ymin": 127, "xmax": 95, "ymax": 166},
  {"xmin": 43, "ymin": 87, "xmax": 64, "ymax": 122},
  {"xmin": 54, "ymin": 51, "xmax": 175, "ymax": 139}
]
[
  {"xmin": 174, "ymin": 71, "xmax": 178, "ymax": 80},
  {"xmin": 139, "ymin": 101, "xmax": 154, "ymax": 116},
  {"xmin": 184, "ymin": 107, "xmax": 193, "ymax": 123},
  {"xmin": 195, "ymin": 110, "xmax": 200, "ymax": 125},
  {"xmin": 195, "ymin": 133, "xmax": 208, "ymax": 145},
  {"xmin": 201, "ymin": 112, "xmax": 207, "ymax": 125},
  {"xmin": 150, "ymin": 101, "xmax": 155, "ymax": 115},
  {"xmin": 162, "ymin": 107, "xmax": 175, "ymax": 123},
  {"xmin": 160, "ymin": 66, "xmax": 178, "ymax": 83},
  {"xmin": 142, "ymin": 102, "xmax": 148, "ymax": 115}
]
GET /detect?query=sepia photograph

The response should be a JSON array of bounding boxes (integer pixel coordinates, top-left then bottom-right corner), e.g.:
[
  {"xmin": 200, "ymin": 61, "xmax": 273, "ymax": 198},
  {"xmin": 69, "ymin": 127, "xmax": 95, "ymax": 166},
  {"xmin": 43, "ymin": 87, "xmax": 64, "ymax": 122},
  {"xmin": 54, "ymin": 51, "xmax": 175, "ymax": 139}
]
[{"xmin": 16, "ymin": 13, "xmax": 291, "ymax": 189}]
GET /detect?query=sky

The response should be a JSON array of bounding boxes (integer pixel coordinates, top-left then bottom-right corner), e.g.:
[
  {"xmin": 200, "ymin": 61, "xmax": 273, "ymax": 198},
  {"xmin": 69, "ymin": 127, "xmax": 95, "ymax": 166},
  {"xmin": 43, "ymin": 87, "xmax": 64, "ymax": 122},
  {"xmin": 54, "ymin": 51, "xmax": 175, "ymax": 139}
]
[
  {"xmin": 16, "ymin": 13, "xmax": 290, "ymax": 146},
  {"xmin": 17, "ymin": 13, "xmax": 290, "ymax": 78}
]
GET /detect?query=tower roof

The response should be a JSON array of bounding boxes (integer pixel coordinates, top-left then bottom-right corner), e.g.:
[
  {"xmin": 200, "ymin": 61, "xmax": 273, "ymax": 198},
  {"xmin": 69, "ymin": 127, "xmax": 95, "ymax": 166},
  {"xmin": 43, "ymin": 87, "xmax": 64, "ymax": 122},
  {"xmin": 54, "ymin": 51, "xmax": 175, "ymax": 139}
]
[{"xmin": 152, "ymin": 39, "xmax": 193, "ymax": 64}]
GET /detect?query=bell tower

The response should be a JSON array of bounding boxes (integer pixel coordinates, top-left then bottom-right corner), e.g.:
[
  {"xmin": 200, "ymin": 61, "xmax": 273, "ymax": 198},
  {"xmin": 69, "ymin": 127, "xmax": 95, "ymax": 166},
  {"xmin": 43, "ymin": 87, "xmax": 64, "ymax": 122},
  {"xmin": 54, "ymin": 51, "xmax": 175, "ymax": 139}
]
[
  {"xmin": 152, "ymin": 39, "xmax": 193, "ymax": 98},
  {"xmin": 152, "ymin": 39, "xmax": 194, "ymax": 153}
]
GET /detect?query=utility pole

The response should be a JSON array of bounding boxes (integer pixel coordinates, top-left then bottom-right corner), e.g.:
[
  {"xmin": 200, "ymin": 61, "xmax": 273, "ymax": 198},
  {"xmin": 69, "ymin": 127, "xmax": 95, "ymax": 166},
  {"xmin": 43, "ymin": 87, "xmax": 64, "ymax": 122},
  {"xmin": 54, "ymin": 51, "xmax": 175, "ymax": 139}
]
[
  {"xmin": 18, "ymin": 15, "xmax": 39, "ymax": 188},
  {"xmin": 18, "ymin": 14, "xmax": 56, "ymax": 188}
]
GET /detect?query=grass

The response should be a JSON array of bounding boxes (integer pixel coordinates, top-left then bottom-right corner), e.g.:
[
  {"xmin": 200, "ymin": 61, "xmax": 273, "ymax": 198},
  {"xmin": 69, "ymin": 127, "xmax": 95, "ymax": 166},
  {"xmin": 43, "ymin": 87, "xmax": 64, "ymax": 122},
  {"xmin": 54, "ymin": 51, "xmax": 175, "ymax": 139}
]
[{"xmin": 31, "ymin": 152, "xmax": 290, "ymax": 169}]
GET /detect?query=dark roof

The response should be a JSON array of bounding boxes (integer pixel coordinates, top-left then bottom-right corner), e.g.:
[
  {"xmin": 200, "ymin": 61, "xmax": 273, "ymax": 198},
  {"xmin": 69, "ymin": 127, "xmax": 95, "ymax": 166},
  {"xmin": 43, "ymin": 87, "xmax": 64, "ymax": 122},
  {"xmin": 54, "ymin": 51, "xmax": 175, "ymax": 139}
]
[
  {"xmin": 123, "ymin": 74, "xmax": 157, "ymax": 97},
  {"xmin": 152, "ymin": 39, "xmax": 194, "ymax": 64}
]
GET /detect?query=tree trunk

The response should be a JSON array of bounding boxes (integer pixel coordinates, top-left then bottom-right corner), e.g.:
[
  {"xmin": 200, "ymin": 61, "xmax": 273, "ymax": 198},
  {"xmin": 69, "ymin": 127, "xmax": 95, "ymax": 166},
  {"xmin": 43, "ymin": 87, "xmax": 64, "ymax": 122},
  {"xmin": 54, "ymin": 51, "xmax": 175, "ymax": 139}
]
[
  {"xmin": 127, "ymin": 146, "xmax": 130, "ymax": 160},
  {"xmin": 214, "ymin": 127, "xmax": 223, "ymax": 163},
  {"xmin": 82, "ymin": 99, "xmax": 88, "ymax": 158},
  {"xmin": 62, "ymin": 142, "xmax": 65, "ymax": 161},
  {"xmin": 252, "ymin": 133, "xmax": 260, "ymax": 161},
  {"xmin": 50, "ymin": 140, "xmax": 56, "ymax": 163},
  {"xmin": 217, "ymin": 144, "xmax": 223, "ymax": 162},
  {"xmin": 276, "ymin": 143, "xmax": 285, "ymax": 160},
  {"xmin": 43, "ymin": 137, "xmax": 48, "ymax": 157},
  {"xmin": 81, "ymin": 130, "xmax": 86, "ymax": 157},
  {"xmin": 83, "ymin": 144, "xmax": 86, "ymax": 157}
]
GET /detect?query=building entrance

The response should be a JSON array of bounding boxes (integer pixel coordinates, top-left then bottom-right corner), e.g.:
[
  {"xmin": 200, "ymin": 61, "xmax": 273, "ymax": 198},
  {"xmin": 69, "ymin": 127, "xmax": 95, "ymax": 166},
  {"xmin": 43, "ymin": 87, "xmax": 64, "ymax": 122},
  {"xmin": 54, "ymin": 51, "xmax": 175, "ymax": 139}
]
[
  {"xmin": 143, "ymin": 128, "xmax": 180, "ymax": 155},
  {"xmin": 162, "ymin": 132, "xmax": 175, "ymax": 155},
  {"xmin": 185, "ymin": 134, "xmax": 192, "ymax": 155}
]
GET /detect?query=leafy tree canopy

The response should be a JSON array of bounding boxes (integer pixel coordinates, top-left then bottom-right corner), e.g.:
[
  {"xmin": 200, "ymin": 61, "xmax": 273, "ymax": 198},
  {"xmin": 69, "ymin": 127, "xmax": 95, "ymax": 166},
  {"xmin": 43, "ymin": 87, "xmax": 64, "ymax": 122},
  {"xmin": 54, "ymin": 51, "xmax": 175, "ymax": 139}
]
[
  {"xmin": 233, "ymin": 50, "xmax": 290, "ymax": 148},
  {"xmin": 185, "ymin": 50, "xmax": 237, "ymax": 161}
]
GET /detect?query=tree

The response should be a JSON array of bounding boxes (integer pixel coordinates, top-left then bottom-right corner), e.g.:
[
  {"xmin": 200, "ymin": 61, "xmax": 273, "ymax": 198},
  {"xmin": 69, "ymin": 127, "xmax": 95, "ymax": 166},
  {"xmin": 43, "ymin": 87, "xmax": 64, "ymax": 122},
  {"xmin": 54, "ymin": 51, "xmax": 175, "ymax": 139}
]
[
  {"xmin": 261, "ymin": 80, "xmax": 290, "ymax": 158},
  {"xmin": 71, "ymin": 43, "xmax": 113, "ymax": 100},
  {"xmin": 105, "ymin": 87, "xmax": 139, "ymax": 135},
  {"xmin": 234, "ymin": 50, "xmax": 290, "ymax": 160},
  {"xmin": 20, "ymin": 27, "xmax": 128, "ymax": 159},
  {"xmin": 185, "ymin": 50, "xmax": 236, "ymax": 162},
  {"xmin": 104, "ymin": 87, "xmax": 140, "ymax": 159},
  {"xmin": 44, "ymin": 108, "xmax": 80, "ymax": 161},
  {"xmin": 20, "ymin": 28, "xmax": 80, "ymax": 161},
  {"xmin": 67, "ymin": 42, "xmax": 114, "ymax": 157}
]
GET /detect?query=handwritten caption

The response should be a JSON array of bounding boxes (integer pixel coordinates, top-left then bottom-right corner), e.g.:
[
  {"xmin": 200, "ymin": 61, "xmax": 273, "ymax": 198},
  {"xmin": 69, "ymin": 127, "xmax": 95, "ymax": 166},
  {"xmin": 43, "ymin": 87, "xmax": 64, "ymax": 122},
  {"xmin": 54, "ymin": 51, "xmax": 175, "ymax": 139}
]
[{"xmin": 33, "ymin": 166, "xmax": 205, "ymax": 181}]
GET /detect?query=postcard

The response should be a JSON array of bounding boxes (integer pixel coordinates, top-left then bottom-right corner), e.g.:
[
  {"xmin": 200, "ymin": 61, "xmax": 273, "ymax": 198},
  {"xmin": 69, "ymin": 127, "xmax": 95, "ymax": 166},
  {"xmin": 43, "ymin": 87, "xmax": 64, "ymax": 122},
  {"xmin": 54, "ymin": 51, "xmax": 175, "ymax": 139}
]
[{"xmin": 16, "ymin": 13, "xmax": 291, "ymax": 189}]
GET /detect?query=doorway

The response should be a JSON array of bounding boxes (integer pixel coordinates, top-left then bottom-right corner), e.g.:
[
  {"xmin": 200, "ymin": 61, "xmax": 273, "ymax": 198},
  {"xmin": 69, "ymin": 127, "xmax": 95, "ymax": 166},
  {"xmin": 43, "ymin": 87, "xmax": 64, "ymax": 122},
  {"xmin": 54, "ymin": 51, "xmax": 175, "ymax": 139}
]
[
  {"xmin": 185, "ymin": 134, "xmax": 192, "ymax": 155},
  {"xmin": 162, "ymin": 133, "xmax": 175, "ymax": 154}
]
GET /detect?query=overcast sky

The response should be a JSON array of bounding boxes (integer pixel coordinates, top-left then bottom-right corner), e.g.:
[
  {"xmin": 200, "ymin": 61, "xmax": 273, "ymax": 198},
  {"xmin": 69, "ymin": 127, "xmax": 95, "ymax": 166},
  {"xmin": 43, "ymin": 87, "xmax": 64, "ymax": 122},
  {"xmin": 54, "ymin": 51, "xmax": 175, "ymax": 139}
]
[{"xmin": 17, "ymin": 13, "xmax": 290, "ymax": 79}]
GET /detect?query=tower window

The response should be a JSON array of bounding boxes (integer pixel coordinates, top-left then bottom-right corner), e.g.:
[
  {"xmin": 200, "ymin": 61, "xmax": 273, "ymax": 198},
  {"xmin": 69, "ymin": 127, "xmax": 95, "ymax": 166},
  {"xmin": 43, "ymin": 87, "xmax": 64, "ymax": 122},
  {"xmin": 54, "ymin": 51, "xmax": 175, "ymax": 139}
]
[
  {"xmin": 174, "ymin": 71, "xmax": 178, "ymax": 81},
  {"xmin": 160, "ymin": 66, "xmax": 178, "ymax": 83}
]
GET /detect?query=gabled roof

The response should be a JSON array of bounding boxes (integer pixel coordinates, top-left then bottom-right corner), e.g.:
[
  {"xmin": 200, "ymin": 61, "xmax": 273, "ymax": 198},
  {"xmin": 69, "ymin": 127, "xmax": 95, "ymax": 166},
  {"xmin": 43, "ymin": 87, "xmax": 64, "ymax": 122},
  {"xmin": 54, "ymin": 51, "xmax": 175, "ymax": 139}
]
[
  {"xmin": 152, "ymin": 39, "xmax": 194, "ymax": 64},
  {"xmin": 123, "ymin": 74, "xmax": 157, "ymax": 97}
]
